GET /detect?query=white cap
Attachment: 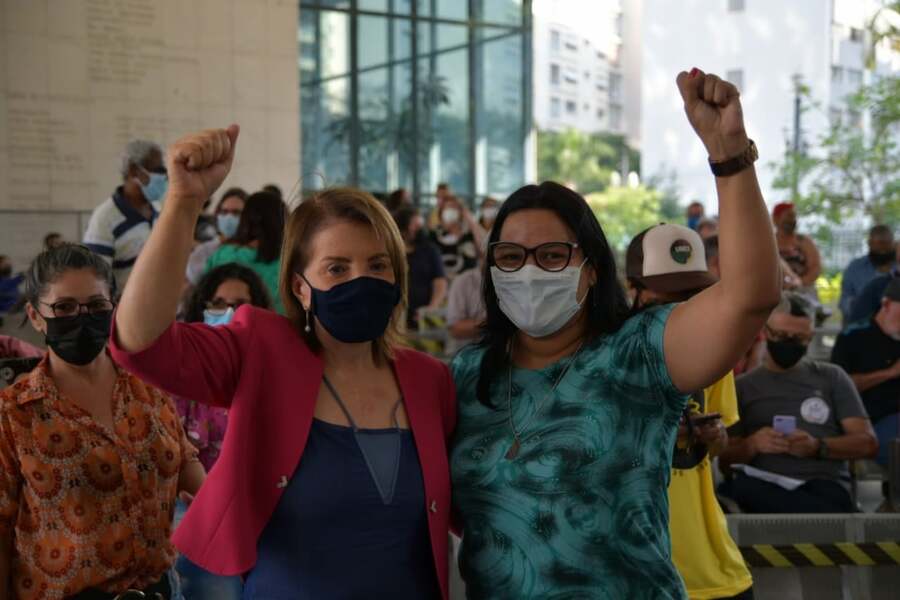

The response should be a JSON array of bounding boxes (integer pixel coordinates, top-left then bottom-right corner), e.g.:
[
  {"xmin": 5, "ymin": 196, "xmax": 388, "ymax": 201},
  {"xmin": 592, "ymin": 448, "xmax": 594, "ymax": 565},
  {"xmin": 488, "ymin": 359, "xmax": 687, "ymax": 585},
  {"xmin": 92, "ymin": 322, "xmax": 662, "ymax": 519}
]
[{"xmin": 626, "ymin": 223, "xmax": 716, "ymax": 293}]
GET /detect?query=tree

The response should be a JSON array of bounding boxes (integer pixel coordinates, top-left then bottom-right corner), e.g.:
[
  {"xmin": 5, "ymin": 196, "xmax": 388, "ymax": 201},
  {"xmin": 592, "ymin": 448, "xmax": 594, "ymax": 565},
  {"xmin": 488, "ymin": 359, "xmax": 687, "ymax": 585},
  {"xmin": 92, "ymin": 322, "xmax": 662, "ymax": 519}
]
[
  {"xmin": 865, "ymin": 1, "xmax": 900, "ymax": 70},
  {"xmin": 586, "ymin": 185, "xmax": 664, "ymax": 252},
  {"xmin": 771, "ymin": 75, "xmax": 900, "ymax": 225},
  {"xmin": 644, "ymin": 168, "xmax": 684, "ymax": 223},
  {"xmin": 771, "ymin": 4, "xmax": 900, "ymax": 225},
  {"xmin": 537, "ymin": 129, "xmax": 640, "ymax": 194}
]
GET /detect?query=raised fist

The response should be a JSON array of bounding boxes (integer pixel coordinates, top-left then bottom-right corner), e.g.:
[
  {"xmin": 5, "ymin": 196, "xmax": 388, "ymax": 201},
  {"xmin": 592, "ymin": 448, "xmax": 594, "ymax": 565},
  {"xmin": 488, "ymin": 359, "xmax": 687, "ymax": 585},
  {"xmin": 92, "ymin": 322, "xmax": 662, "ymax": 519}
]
[
  {"xmin": 165, "ymin": 124, "xmax": 240, "ymax": 212},
  {"xmin": 676, "ymin": 69, "xmax": 749, "ymax": 162}
]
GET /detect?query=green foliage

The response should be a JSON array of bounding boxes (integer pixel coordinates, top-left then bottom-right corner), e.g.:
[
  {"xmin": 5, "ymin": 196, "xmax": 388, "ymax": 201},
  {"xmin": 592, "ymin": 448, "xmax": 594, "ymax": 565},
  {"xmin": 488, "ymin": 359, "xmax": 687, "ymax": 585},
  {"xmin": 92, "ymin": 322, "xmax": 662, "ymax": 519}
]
[
  {"xmin": 771, "ymin": 5, "xmax": 900, "ymax": 226},
  {"xmin": 538, "ymin": 129, "xmax": 684, "ymax": 248},
  {"xmin": 586, "ymin": 185, "xmax": 664, "ymax": 251},
  {"xmin": 537, "ymin": 129, "xmax": 639, "ymax": 195},
  {"xmin": 645, "ymin": 169, "xmax": 683, "ymax": 222},
  {"xmin": 865, "ymin": 2, "xmax": 900, "ymax": 69}
]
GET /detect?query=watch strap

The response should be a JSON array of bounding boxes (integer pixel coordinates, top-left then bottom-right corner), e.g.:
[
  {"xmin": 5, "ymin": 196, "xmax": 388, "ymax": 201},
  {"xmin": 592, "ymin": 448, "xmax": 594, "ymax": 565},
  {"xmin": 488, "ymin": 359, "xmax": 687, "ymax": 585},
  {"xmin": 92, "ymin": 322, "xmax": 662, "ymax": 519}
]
[
  {"xmin": 817, "ymin": 438, "xmax": 829, "ymax": 459},
  {"xmin": 709, "ymin": 139, "xmax": 758, "ymax": 177}
]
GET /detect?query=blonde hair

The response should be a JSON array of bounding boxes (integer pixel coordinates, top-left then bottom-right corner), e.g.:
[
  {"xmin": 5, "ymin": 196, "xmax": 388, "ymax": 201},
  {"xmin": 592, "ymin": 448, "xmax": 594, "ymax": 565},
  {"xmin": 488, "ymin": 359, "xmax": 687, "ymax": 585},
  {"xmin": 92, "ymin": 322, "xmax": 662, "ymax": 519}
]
[{"xmin": 279, "ymin": 187, "xmax": 408, "ymax": 362}]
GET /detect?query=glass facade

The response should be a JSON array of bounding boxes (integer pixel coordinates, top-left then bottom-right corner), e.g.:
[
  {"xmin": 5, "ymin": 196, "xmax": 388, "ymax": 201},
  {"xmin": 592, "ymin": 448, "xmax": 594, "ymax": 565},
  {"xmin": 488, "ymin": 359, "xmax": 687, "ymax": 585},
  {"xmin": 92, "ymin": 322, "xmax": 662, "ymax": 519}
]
[{"xmin": 299, "ymin": 1, "xmax": 533, "ymax": 205}]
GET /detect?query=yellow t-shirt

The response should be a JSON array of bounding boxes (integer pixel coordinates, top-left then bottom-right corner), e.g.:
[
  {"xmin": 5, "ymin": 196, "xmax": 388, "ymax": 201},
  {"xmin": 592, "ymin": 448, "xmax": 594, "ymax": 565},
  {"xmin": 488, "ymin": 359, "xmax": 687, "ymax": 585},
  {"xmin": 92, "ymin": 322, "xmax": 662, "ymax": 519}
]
[{"xmin": 668, "ymin": 371, "xmax": 753, "ymax": 599}]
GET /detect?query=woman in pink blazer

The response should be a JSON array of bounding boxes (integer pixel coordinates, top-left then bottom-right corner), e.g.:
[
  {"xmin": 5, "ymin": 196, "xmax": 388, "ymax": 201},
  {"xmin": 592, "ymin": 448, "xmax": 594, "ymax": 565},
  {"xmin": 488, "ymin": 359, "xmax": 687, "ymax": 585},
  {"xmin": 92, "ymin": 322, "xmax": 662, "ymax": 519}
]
[{"xmin": 110, "ymin": 125, "xmax": 456, "ymax": 599}]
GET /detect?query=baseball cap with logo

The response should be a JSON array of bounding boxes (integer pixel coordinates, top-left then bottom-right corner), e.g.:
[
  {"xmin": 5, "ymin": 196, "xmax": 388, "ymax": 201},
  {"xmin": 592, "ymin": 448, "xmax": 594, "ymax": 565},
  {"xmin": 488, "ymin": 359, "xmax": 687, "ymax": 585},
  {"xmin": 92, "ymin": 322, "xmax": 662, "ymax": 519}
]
[{"xmin": 626, "ymin": 223, "xmax": 717, "ymax": 293}]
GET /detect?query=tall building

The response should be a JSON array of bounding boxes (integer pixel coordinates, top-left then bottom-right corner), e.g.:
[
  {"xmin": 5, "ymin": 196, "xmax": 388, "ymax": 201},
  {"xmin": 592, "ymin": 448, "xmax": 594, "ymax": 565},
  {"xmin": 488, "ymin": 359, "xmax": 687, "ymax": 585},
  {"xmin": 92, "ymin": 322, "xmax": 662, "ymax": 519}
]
[
  {"xmin": 640, "ymin": 0, "xmax": 900, "ymax": 212},
  {"xmin": 299, "ymin": 0, "xmax": 534, "ymax": 204},
  {"xmin": 533, "ymin": 0, "xmax": 632, "ymax": 138}
]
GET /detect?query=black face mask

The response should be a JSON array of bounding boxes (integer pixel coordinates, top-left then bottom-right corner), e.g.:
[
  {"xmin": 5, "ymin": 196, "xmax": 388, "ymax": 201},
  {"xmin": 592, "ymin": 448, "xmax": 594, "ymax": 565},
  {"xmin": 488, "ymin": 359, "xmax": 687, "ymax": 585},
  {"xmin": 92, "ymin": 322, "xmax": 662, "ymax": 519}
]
[
  {"xmin": 44, "ymin": 312, "xmax": 113, "ymax": 366},
  {"xmin": 767, "ymin": 339, "xmax": 807, "ymax": 369},
  {"xmin": 870, "ymin": 250, "xmax": 895, "ymax": 267},
  {"xmin": 0, "ymin": 266, "xmax": 11, "ymax": 278}
]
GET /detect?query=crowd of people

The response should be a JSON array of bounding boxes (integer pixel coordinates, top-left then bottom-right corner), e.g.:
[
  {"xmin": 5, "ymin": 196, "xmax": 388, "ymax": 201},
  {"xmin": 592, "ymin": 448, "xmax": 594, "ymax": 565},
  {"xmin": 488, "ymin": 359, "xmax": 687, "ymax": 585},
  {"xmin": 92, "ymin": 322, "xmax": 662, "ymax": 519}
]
[{"xmin": 0, "ymin": 68, "xmax": 895, "ymax": 600}]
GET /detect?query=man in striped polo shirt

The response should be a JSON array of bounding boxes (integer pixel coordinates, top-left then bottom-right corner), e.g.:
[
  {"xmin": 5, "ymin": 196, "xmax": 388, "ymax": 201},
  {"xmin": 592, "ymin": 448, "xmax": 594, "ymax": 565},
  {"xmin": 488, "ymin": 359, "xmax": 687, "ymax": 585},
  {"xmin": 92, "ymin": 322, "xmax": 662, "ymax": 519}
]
[{"xmin": 84, "ymin": 139, "xmax": 168, "ymax": 292}]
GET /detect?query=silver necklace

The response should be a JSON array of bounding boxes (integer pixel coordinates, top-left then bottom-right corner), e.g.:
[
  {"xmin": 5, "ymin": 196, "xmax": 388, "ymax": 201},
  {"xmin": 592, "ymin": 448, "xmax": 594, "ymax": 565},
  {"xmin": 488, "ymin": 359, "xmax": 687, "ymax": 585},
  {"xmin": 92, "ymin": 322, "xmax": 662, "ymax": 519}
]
[{"xmin": 505, "ymin": 340, "xmax": 585, "ymax": 459}]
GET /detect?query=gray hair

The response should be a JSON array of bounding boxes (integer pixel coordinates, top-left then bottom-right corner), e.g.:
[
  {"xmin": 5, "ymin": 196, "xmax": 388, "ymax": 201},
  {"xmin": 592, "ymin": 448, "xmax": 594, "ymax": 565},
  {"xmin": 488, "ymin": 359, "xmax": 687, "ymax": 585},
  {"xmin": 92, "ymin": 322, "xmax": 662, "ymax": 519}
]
[
  {"xmin": 25, "ymin": 244, "xmax": 116, "ymax": 307},
  {"xmin": 120, "ymin": 139, "xmax": 163, "ymax": 177},
  {"xmin": 771, "ymin": 291, "xmax": 816, "ymax": 321}
]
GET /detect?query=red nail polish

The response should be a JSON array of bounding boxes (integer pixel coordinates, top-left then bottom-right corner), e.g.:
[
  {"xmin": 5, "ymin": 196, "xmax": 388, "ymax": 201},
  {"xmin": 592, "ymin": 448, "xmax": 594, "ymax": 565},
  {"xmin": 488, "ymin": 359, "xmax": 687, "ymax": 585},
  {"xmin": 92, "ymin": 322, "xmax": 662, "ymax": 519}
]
[{"xmin": 689, "ymin": 68, "xmax": 699, "ymax": 79}]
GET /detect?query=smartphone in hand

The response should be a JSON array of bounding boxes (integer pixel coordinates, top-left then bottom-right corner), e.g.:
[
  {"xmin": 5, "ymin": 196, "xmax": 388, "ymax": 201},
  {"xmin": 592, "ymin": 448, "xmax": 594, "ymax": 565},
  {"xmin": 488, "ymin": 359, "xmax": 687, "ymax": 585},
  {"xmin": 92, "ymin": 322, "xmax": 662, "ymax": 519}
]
[
  {"xmin": 690, "ymin": 412, "xmax": 722, "ymax": 427},
  {"xmin": 773, "ymin": 415, "xmax": 797, "ymax": 435}
]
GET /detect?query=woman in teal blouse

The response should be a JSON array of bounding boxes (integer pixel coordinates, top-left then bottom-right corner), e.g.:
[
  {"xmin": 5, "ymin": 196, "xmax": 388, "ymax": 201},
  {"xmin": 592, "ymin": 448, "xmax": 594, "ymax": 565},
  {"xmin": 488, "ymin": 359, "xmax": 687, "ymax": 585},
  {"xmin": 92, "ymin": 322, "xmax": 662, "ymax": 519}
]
[
  {"xmin": 450, "ymin": 69, "xmax": 781, "ymax": 598},
  {"xmin": 207, "ymin": 190, "xmax": 285, "ymax": 313}
]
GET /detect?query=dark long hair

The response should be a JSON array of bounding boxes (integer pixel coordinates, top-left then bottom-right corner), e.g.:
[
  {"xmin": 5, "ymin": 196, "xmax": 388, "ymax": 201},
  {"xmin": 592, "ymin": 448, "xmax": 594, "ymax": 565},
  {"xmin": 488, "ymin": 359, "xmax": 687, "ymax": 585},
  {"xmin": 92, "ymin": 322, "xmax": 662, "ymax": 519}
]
[
  {"xmin": 476, "ymin": 181, "xmax": 630, "ymax": 407},
  {"xmin": 183, "ymin": 263, "xmax": 272, "ymax": 323},
  {"xmin": 229, "ymin": 191, "xmax": 286, "ymax": 263}
]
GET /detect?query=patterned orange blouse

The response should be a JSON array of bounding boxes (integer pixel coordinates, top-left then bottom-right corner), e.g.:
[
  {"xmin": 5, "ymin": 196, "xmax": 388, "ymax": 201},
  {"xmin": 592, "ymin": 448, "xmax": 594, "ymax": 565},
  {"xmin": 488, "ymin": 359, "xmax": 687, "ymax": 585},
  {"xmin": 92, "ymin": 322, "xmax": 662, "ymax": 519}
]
[{"xmin": 0, "ymin": 356, "xmax": 198, "ymax": 600}]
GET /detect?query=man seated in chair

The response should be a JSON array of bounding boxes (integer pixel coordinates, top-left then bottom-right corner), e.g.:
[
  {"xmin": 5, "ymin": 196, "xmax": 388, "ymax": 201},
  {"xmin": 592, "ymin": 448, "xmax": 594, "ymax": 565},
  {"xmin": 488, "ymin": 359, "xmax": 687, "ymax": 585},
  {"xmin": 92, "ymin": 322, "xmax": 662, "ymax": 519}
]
[{"xmin": 719, "ymin": 292, "xmax": 878, "ymax": 513}]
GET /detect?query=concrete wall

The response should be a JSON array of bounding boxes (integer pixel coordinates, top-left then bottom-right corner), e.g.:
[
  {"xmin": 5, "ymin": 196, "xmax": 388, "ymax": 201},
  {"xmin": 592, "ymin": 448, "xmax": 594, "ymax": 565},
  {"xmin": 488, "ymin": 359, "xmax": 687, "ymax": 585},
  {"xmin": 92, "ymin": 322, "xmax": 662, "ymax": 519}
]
[{"xmin": 0, "ymin": 0, "xmax": 300, "ymax": 270}]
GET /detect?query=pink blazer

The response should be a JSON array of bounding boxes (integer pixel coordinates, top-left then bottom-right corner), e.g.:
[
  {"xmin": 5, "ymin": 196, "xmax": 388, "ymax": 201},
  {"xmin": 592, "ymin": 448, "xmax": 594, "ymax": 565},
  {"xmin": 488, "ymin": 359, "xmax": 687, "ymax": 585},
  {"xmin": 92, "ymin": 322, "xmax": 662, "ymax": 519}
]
[{"xmin": 109, "ymin": 306, "xmax": 457, "ymax": 599}]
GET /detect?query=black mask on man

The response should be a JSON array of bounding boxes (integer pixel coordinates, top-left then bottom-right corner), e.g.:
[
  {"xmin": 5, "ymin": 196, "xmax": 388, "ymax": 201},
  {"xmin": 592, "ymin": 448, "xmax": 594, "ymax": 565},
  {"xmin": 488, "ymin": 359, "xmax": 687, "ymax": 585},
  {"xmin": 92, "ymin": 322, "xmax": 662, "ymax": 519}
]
[
  {"xmin": 44, "ymin": 312, "xmax": 112, "ymax": 366},
  {"xmin": 870, "ymin": 250, "xmax": 895, "ymax": 267},
  {"xmin": 767, "ymin": 339, "xmax": 807, "ymax": 369}
]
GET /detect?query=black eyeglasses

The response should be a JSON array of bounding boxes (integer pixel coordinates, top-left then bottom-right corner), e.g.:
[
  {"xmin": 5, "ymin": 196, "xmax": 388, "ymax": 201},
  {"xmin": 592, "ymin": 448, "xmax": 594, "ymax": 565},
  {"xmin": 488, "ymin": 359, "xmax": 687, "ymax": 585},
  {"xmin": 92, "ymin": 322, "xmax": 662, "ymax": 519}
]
[
  {"xmin": 40, "ymin": 299, "xmax": 115, "ymax": 320},
  {"xmin": 489, "ymin": 241, "xmax": 579, "ymax": 273},
  {"xmin": 205, "ymin": 298, "xmax": 247, "ymax": 315}
]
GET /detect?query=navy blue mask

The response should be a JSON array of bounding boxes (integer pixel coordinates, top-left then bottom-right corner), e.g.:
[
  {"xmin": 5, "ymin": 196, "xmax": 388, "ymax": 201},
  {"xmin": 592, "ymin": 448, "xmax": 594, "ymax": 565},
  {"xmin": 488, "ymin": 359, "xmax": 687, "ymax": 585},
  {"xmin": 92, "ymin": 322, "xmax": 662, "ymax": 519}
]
[{"xmin": 306, "ymin": 276, "xmax": 401, "ymax": 343}]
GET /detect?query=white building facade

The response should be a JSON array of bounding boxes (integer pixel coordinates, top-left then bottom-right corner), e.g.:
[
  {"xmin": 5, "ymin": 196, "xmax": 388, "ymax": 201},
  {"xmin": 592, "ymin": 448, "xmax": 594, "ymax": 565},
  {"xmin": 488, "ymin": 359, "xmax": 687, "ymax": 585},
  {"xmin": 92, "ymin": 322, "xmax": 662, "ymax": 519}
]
[
  {"xmin": 640, "ymin": 0, "xmax": 899, "ymax": 212},
  {"xmin": 533, "ymin": 0, "xmax": 632, "ymax": 137}
]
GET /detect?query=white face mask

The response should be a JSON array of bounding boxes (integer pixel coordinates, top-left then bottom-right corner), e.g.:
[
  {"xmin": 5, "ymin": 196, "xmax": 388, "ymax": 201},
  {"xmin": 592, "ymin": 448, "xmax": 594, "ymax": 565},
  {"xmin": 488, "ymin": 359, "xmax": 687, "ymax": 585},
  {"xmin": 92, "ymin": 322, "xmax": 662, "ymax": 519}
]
[
  {"xmin": 442, "ymin": 207, "xmax": 461, "ymax": 225},
  {"xmin": 491, "ymin": 261, "xmax": 587, "ymax": 338},
  {"xmin": 481, "ymin": 206, "xmax": 499, "ymax": 222}
]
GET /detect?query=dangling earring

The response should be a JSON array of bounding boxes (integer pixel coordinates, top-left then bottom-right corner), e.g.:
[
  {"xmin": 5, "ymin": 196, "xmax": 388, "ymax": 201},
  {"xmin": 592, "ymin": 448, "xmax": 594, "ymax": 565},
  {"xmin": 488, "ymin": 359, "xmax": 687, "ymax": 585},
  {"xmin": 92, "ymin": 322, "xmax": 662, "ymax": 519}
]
[{"xmin": 304, "ymin": 308, "xmax": 312, "ymax": 333}]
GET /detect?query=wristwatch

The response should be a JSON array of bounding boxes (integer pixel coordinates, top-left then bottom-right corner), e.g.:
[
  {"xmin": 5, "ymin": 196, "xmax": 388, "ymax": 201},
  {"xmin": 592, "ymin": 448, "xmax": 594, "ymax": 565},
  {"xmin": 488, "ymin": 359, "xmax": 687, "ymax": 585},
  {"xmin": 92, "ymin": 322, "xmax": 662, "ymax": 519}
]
[
  {"xmin": 817, "ymin": 438, "xmax": 829, "ymax": 459},
  {"xmin": 709, "ymin": 139, "xmax": 758, "ymax": 177}
]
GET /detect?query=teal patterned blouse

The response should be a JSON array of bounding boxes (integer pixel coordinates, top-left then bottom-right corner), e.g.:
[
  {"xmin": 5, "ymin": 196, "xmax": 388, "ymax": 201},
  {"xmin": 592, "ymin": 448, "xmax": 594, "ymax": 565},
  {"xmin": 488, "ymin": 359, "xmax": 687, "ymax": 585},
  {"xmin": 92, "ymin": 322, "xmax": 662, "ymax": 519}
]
[{"xmin": 450, "ymin": 305, "xmax": 689, "ymax": 599}]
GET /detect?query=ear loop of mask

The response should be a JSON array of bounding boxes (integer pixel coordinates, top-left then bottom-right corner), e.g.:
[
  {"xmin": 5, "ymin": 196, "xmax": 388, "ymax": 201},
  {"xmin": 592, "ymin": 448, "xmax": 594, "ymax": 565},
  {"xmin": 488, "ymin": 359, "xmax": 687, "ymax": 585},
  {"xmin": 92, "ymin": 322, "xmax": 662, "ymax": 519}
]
[{"xmin": 574, "ymin": 258, "xmax": 591, "ymax": 306}]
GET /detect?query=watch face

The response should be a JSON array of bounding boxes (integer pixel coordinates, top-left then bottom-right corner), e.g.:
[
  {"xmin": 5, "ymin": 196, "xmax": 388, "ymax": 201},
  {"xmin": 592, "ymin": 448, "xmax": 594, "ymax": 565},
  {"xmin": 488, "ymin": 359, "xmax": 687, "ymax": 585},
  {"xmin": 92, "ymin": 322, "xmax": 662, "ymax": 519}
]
[{"xmin": 748, "ymin": 141, "xmax": 759, "ymax": 161}]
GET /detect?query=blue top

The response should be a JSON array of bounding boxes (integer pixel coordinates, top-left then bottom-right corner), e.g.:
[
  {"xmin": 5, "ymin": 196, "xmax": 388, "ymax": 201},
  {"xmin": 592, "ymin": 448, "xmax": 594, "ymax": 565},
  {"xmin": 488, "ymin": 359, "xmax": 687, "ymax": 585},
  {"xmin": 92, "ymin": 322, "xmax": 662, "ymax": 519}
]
[
  {"xmin": 450, "ymin": 305, "xmax": 689, "ymax": 599},
  {"xmin": 242, "ymin": 419, "xmax": 440, "ymax": 600},
  {"xmin": 0, "ymin": 274, "xmax": 24, "ymax": 312},
  {"xmin": 846, "ymin": 270, "xmax": 899, "ymax": 326},
  {"xmin": 840, "ymin": 255, "xmax": 884, "ymax": 318},
  {"xmin": 407, "ymin": 240, "xmax": 446, "ymax": 327}
]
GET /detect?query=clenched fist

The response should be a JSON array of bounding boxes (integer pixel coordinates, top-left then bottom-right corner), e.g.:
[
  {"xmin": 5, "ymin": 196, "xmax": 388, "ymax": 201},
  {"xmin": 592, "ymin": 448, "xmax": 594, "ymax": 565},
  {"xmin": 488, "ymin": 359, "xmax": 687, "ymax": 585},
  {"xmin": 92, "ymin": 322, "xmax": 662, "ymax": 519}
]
[
  {"xmin": 676, "ymin": 69, "xmax": 749, "ymax": 162},
  {"xmin": 165, "ymin": 124, "xmax": 240, "ymax": 212}
]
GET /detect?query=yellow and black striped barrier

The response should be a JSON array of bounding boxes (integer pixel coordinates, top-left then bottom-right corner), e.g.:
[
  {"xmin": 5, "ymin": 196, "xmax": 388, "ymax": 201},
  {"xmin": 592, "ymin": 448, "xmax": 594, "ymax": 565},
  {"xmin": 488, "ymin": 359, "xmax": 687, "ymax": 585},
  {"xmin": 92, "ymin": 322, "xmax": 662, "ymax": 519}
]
[
  {"xmin": 420, "ymin": 313, "xmax": 447, "ymax": 330},
  {"xmin": 408, "ymin": 336, "xmax": 445, "ymax": 356},
  {"xmin": 740, "ymin": 542, "xmax": 900, "ymax": 567}
]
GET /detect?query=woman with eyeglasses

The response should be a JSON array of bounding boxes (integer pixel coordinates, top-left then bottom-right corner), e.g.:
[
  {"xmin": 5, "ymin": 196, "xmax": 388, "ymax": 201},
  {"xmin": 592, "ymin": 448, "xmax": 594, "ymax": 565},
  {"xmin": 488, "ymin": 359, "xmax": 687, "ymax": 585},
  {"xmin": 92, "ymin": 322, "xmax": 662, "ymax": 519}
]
[
  {"xmin": 449, "ymin": 69, "xmax": 781, "ymax": 599},
  {"xmin": 176, "ymin": 262, "xmax": 271, "ymax": 472},
  {"xmin": 0, "ymin": 244, "xmax": 204, "ymax": 600},
  {"xmin": 171, "ymin": 263, "xmax": 271, "ymax": 600}
]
